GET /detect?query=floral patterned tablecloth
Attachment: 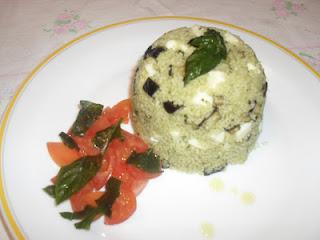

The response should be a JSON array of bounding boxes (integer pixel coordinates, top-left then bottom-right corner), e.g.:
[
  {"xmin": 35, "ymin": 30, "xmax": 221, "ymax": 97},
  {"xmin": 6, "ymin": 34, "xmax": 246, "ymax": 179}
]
[
  {"xmin": 0, "ymin": 0, "xmax": 319, "ymax": 237},
  {"xmin": 0, "ymin": 0, "xmax": 319, "ymax": 120}
]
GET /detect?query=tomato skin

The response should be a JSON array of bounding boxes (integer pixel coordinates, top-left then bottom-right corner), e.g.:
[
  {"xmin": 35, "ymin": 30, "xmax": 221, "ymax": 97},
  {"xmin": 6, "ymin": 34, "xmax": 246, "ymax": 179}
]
[
  {"xmin": 70, "ymin": 182, "xmax": 95, "ymax": 212},
  {"xmin": 122, "ymin": 130, "xmax": 148, "ymax": 153},
  {"xmin": 90, "ymin": 146, "xmax": 117, "ymax": 190},
  {"xmin": 83, "ymin": 191, "xmax": 104, "ymax": 207},
  {"xmin": 107, "ymin": 99, "xmax": 131, "ymax": 124},
  {"xmin": 70, "ymin": 196, "xmax": 85, "ymax": 212},
  {"xmin": 130, "ymin": 178, "xmax": 148, "ymax": 196},
  {"xmin": 86, "ymin": 99, "xmax": 131, "ymax": 137},
  {"xmin": 71, "ymin": 190, "xmax": 104, "ymax": 212},
  {"xmin": 91, "ymin": 171, "xmax": 111, "ymax": 191},
  {"xmin": 104, "ymin": 185, "xmax": 137, "ymax": 225},
  {"xmin": 108, "ymin": 136, "xmax": 150, "ymax": 195},
  {"xmin": 86, "ymin": 107, "xmax": 112, "ymax": 136},
  {"xmin": 47, "ymin": 142, "xmax": 80, "ymax": 167},
  {"xmin": 111, "ymin": 139, "xmax": 132, "ymax": 163},
  {"xmin": 112, "ymin": 161, "xmax": 149, "ymax": 195},
  {"xmin": 72, "ymin": 136, "xmax": 100, "ymax": 156}
]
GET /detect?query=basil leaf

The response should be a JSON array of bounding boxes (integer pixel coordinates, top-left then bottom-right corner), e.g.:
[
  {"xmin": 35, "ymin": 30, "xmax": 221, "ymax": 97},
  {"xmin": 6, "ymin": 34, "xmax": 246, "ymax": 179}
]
[
  {"xmin": 184, "ymin": 29, "xmax": 227, "ymax": 84},
  {"xmin": 72, "ymin": 177, "xmax": 121, "ymax": 230},
  {"xmin": 189, "ymin": 29, "xmax": 226, "ymax": 50},
  {"xmin": 43, "ymin": 185, "xmax": 56, "ymax": 198},
  {"xmin": 60, "ymin": 211, "xmax": 83, "ymax": 220},
  {"xmin": 60, "ymin": 206, "xmax": 94, "ymax": 220},
  {"xmin": 71, "ymin": 101, "xmax": 103, "ymax": 136},
  {"xmin": 92, "ymin": 120, "xmax": 124, "ymax": 153},
  {"xmin": 127, "ymin": 149, "xmax": 162, "ymax": 173},
  {"xmin": 55, "ymin": 155, "xmax": 102, "ymax": 204},
  {"xmin": 59, "ymin": 132, "xmax": 79, "ymax": 150},
  {"xmin": 95, "ymin": 177, "xmax": 121, "ymax": 216},
  {"xmin": 74, "ymin": 208, "xmax": 101, "ymax": 230}
]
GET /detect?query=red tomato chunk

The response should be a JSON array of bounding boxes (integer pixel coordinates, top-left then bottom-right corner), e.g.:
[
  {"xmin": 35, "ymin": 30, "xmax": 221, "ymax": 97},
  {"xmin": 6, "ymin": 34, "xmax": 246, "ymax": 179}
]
[{"xmin": 46, "ymin": 99, "xmax": 161, "ymax": 227}]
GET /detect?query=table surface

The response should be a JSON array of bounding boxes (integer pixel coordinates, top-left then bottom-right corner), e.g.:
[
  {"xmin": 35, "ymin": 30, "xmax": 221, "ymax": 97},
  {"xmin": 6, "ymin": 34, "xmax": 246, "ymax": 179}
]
[{"xmin": 0, "ymin": 0, "xmax": 319, "ymax": 238}]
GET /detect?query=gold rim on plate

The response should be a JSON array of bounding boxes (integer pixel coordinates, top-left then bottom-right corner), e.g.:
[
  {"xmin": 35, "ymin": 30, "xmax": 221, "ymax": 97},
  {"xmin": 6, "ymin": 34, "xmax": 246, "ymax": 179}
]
[{"xmin": 0, "ymin": 16, "xmax": 319, "ymax": 240}]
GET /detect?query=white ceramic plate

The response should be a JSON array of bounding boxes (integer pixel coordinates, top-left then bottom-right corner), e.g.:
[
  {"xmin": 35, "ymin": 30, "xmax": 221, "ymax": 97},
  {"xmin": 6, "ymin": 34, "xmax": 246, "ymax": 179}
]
[{"xmin": 1, "ymin": 17, "xmax": 320, "ymax": 240}]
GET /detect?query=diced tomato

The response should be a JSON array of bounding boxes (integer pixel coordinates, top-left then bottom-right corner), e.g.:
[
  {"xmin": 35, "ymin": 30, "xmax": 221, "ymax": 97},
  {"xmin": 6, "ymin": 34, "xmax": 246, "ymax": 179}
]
[
  {"xmin": 87, "ymin": 99, "xmax": 131, "ymax": 137},
  {"xmin": 122, "ymin": 130, "xmax": 148, "ymax": 153},
  {"xmin": 70, "ymin": 196, "xmax": 85, "ymax": 213},
  {"xmin": 104, "ymin": 185, "xmax": 136, "ymax": 225},
  {"xmin": 122, "ymin": 131, "xmax": 161, "ymax": 179},
  {"xmin": 72, "ymin": 136, "xmax": 100, "ymax": 156},
  {"xmin": 47, "ymin": 142, "xmax": 80, "ymax": 167},
  {"xmin": 107, "ymin": 99, "xmax": 131, "ymax": 124},
  {"xmin": 47, "ymin": 99, "xmax": 162, "ymax": 226},
  {"xmin": 111, "ymin": 139, "xmax": 133, "ymax": 163},
  {"xmin": 112, "ymin": 161, "xmax": 149, "ymax": 195},
  {"xmin": 69, "ymin": 100, "xmax": 131, "ymax": 156},
  {"xmin": 130, "ymin": 178, "xmax": 148, "ymax": 196},
  {"xmin": 104, "ymin": 131, "xmax": 148, "ymax": 167},
  {"xmin": 102, "ymin": 146, "xmax": 117, "ymax": 171},
  {"xmin": 90, "ymin": 146, "xmax": 117, "ymax": 190},
  {"xmin": 91, "ymin": 171, "xmax": 111, "ymax": 191},
  {"xmin": 108, "ymin": 136, "xmax": 150, "ymax": 194},
  {"xmin": 70, "ymin": 181, "xmax": 95, "ymax": 212},
  {"xmin": 82, "ymin": 191, "xmax": 104, "ymax": 207},
  {"xmin": 86, "ymin": 107, "xmax": 112, "ymax": 136},
  {"xmin": 125, "ymin": 178, "xmax": 148, "ymax": 196}
]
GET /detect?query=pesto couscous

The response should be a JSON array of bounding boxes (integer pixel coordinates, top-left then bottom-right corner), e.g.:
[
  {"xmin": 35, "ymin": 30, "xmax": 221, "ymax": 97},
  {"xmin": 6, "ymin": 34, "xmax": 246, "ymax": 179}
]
[{"xmin": 131, "ymin": 26, "xmax": 267, "ymax": 175}]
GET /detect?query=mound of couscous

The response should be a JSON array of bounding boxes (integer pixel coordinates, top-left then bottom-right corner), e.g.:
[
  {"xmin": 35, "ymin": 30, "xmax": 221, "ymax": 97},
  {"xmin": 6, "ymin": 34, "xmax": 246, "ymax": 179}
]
[{"xmin": 131, "ymin": 26, "xmax": 267, "ymax": 175}]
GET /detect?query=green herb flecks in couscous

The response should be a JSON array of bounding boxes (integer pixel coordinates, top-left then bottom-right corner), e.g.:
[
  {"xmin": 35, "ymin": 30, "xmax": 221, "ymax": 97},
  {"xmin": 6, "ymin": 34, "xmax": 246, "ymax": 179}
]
[{"xmin": 132, "ymin": 26, "xmax": 267, "ymax": 175}]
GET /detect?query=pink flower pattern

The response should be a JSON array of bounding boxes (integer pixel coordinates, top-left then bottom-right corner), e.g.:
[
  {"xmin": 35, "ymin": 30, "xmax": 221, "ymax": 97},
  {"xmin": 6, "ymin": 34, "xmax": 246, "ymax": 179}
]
[
  {"xmin": 271, "ymin": 0, "xmax": 305, "ymax": 18},
  {"xmin": 43, "ymin": 10, "xmax": 89, "ymax": 35}
]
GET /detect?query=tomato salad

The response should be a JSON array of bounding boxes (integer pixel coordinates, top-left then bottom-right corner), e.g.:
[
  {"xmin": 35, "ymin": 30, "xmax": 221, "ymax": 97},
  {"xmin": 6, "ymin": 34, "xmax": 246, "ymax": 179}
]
[{"xmin": 44, "ymin": 99, "xmax": 162, "ymax": 229}]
